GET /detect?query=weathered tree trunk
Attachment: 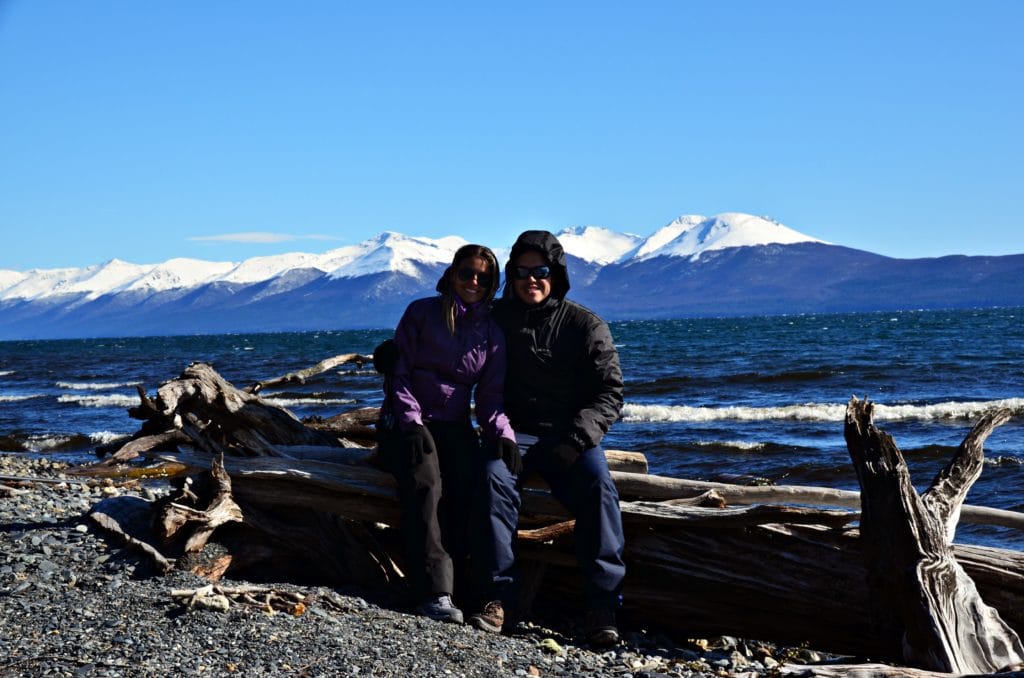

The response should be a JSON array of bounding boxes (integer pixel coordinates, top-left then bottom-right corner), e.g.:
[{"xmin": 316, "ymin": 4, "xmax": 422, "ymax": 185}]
[{"xmin": 844, "ymin": 397, "xmax": 1024, "ymax": 673}]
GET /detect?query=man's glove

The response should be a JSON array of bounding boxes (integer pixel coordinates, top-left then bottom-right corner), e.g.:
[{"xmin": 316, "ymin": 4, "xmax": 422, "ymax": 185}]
[
  {"xmin": 495, "ymin": 437, "xmax": 523, "ymax": 476},
  {"xmin": 549, "ymin": 441, "xmax": 581, "ymax": 472},
  {"xmin": 530, "ymin": 438, "xmax": 581, "ymax": 474},
  {"xmin": 403, "ymin": 425, "xmax": 436, "ymax": 465}
]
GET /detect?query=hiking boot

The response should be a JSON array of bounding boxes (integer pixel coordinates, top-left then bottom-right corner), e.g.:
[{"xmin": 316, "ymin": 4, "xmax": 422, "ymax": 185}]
[
  {"xmin": 584, "ymin": 609, "xmax": 619, "ymax": 647},
  {"xmin": 416, "ymin": 594, "xmax": 464, "ymax": 624},
  {"xmin": 469, "ymin": 600, "xmax": 504, "ymax": 633}
]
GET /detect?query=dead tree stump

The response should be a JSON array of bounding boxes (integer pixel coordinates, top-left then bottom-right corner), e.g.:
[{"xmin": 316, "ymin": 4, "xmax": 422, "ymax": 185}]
[{"xmin": 844, "ymin": 397, "xmax": 1024, "ymax": 673}]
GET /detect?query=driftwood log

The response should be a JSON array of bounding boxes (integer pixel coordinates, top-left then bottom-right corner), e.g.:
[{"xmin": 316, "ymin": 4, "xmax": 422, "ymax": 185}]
[
  {"xmin": 844, "ymin": 397, "xmax": 1024, "ymax": 673},
  {"xmin": 84, "ymin": 360, "xmax": 1024, "ymax": 672}
]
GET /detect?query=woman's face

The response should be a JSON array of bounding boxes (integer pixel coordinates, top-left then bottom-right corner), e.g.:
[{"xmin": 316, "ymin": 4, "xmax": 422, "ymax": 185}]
[
  {"xmin": 512, "ymin": 250, "xmax": 552, "ymax": 306},
  {"xmin": 451, "ymin": 255, "xmax": 492, "ymax": 305}
]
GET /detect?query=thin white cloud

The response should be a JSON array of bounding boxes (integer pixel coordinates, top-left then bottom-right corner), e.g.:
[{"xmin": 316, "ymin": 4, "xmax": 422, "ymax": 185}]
[{"xmin": 188, "ymin": 232, "xmax": 340, "ymax": 244}]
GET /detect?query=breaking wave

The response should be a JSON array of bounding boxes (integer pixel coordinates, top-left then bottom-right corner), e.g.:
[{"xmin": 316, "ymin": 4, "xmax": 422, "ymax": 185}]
[
  {"xmin": 987, "ymin": 455, "xmax": 1024, "ymax": 466},
  {"xmin": 622, "ymin": 398, "xmax": 1024, "ymax": 423},
  {"xmin": 90, "ymin": 431, "xmax": 131, "ymax": 445},
  {"xmin": 23, "ymin": 434, "xmax": 95, "ymax": 453},
  {"xmin": 57, "ymin": 393, "xmax": 139, "ymax": 408},
  {"xmin": 56, "ymin": 381, "xmax": 143, "ymax": 390},
  {"xmin": 0, "ymin": 394, "xmax": 44, "ymax": 402},
  {"xmin": 263, "ymin": 396, "xmax": 357, "ymax": 407},
  {"xmin": 692, "ymin": 439, "xmax": 769, "ymax": 452}
]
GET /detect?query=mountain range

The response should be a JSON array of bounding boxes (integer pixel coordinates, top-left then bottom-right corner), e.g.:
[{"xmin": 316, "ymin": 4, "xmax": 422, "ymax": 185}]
[{"xmin": 2, "ymin": 213, "xmax": 1022, "ymax": 339}]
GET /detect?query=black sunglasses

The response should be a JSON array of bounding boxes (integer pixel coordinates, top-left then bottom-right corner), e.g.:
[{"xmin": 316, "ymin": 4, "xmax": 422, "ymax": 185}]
[
  {"xmin": 456, "ymin": 267, "xmax": 494, "ymax": 287},
  {"xmin": 512, "ymin": 265, "xmax": 551, "ymax": 280}
]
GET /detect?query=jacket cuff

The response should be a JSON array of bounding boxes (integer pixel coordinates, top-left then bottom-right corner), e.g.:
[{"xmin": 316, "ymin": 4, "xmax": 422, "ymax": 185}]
[{"xmin": 566, "ymin": 432, "xmax": 587, "ymax": 452}]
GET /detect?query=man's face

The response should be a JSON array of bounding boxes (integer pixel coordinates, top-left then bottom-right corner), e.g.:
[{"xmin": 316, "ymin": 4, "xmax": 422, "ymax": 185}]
[{"xmin": 511, "ymin": 249, "xmax": 552, "ymax": 306}]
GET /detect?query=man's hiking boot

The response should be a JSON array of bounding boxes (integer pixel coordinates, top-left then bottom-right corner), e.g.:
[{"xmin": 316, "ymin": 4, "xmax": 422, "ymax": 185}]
[
  {"xmin": 417, "ymin": 594, "xmax": 464, "ymax": 624},
  {"xmin": 469, "ymin": 600, "xmax": 504, "ymax": 633},
  {"xmin": 584, "ymin": 609, "xmax": 619, "ymax": 647}
]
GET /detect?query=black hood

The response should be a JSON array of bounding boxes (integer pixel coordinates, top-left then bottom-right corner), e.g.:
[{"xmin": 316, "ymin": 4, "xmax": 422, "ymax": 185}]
[{"xmin": 501, "ymin": 230, "xmax": 570, "ymax": 300}]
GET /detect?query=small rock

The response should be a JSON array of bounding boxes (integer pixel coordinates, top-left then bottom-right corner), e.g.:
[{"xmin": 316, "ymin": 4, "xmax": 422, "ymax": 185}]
[{"xmin": 539, "ymin": 638, "xmax": 564, "ymax": 655}]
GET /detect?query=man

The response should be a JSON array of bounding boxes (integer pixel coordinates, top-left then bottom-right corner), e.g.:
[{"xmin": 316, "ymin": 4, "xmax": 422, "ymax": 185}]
[{"xmin": 469, "ymin": 230, "xmax": 626, "ymax": 646}]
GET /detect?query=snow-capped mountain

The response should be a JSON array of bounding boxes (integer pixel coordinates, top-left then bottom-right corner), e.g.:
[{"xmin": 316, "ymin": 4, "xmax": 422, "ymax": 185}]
[
  {"xmin": 323, "ymin": 232, "xmax": 467, "ymax": 280},
  {"xmin": 555, "ymin": 226, "xmax": 642, "ymax": 265},
  {"xmin": 624, "ymin": 213, "xmax": 825, "ymax": 263},
  {"xmin": 220, "ymin": 251, "xmax": 327, "ymax": 285},
  {"xmin": 620, "ymin": 215, "xmax": 706, "ymax": 262},
  {"xmin": 1, "ymin": 212, "xmax": 1021, "ymax": 339}
]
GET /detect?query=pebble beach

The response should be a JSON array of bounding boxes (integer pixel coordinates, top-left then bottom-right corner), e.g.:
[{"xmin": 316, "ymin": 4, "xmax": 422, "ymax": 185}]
[{"xmin": 0, "ymin": 453, "xmax": 834, "ymax": 677}]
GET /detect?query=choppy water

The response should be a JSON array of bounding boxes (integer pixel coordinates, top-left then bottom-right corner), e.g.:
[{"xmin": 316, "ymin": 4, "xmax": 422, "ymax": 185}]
[{"xmin": 1, "ymin": 308, "xmax": 1021, "ymax": 549}]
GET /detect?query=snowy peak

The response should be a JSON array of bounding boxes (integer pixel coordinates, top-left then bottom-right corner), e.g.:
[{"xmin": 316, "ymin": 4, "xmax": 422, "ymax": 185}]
[
  {"xmin": 123, "ymin": 258, "xmax": 236, "ymax": 293},
  {"xmin": 556, "ymin": 226, "xmax": 642, "ymax": 265},
  {"xmin": 0, "ymin": 270, "xmax": 28, "ymax": 295},
  {"xmin": 221, "ymin": 252, "xmax": 327, "ymax": 284},
  {"xmin": 65, "ymin": 259, "xmax": 155, "ymax": 299},
  {"xmin": 630, "ymin": 213, "xmax": 825, "ymax": 263},
  {"xmin": 0, "ymin": 265, "xmax": 92, "ymax": 301},
  {"xmin": 326, "ymin": 232, "xmax": 467, "ymax": 279},
  {"xmin": 620, "ymin": 215, "xmax": 706, "ymax": 262}
]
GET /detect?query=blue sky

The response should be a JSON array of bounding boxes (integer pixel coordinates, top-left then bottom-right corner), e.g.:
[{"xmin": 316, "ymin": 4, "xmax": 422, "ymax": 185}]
[{"xmin": 2, "ymin": 1, "xmax": 1022, "ymax": 270}]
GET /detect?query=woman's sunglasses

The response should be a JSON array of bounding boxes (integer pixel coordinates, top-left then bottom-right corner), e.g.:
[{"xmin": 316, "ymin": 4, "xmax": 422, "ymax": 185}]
[
  {"xmin": 512, "ymin": 265, "xmax": 551, "ymax": 280},
  {"xmin": 456, "ymin": 267, "xmax": 494, "ymax": 287}
]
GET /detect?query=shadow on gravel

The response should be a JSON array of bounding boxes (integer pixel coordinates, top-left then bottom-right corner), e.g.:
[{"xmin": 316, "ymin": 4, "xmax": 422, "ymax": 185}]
[{"xmin": 0, "ymin": 517, "xmax": 82, "ymax": 533}]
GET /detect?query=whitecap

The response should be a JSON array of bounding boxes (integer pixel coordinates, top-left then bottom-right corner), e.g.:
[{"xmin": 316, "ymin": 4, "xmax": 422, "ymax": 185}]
[
  {"xmin": 56, "ymin": 381, "xmax": 143, "ymax": 391},
  {"xmin": 693, "ymin": 439, "xmax": 767, "ymax": 451},
  {"xmin": 621, "ymin": 397, "xmax": 1024, "ymax": 424},
  {"xmin": 57, "ymin": 393, "xmax": 138, "ymax": 408},
  {"xmin": 90, "ymin": 431, "xmax": 131, "ymax": 445},
  {"xmin": 873, "ymin": 398, "xmax": 1024, "ymax": 421},
  {"xmin": 263, "ymin": 396, "xmax": 356, "ymax": 407},
  {"xmin": 621, "ymin": 402, "xmax": 846, "ymax": 423},
  {"xmin": 985, "ymin": 455, "xmax": 1023, "ymax": 467},
  {"xmin": 25, "ymin": 434, "xmax": 74, "ymax": 451},
  {"xmin": 0, "ymin": 393, "xmax": 45, "ymax": 402},
  {"xmin": 0, "ymin": 370, "xmax": 14, "ymax": 377}
]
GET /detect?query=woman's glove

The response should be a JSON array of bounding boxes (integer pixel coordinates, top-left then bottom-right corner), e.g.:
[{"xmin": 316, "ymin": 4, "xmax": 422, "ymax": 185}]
[
  {"xmin": 403, "ymin": 425, "xmax": 436, "ymax": 465},
  {"xmin": 495, "ymin": 437, "xmax": 523, "ymax": 476}
]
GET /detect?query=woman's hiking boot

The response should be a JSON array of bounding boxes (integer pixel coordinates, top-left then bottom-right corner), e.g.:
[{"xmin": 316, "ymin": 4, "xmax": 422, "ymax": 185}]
[
  {"xmin": 584, "ymin": 609, "xmax": 619, "ymax": 647},
  {"xmin": 469, "ymin": 600, "xmax": 504, "ymax": 633},
  {"xmin": 416, "ymin": 594, "xmax": 464, "ymax": 624}
]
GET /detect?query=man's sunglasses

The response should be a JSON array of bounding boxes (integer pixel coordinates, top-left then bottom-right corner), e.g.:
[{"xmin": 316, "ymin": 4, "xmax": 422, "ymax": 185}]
[
  {"xmin": 512, "ymin": 265, "xmax": 551, "ymax": 280},
  {"xmin": 456, "ymin": 267, "xmax": 494, "ymax": 287}
]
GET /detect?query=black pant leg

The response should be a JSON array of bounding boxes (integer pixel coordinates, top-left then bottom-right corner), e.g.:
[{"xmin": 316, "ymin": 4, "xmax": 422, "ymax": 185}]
[
  {"xmin": 428, "ymin": 420, "xmax": 481, "ymax": 603},
  {"xmin": 388, "ymin": 433, "xmax": 453, "ymax": 599}
]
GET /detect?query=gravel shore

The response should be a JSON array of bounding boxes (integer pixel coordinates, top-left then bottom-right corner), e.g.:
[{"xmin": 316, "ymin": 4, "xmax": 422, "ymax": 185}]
[{"xmin": 1, "ymin": 453, "xmax": 827, "ymax": 677}]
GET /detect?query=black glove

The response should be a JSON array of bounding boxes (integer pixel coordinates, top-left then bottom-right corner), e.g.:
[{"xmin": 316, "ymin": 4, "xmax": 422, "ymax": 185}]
[
  {"xmin": 403, "ymin": 425, "xmax": 436, "ymax": 465},
  {"xmin": 372, "ymin": 338, "xmax": 398, "ymax": 375},
  {"xmin": 530, "ymin": 438, "xmax": 581, "ymax": 474},
  {"xmin": 549, "ymin": 441, "xmax": 581, "ymax": 472},
  {"xmin": 495, "ymin": 437, "xmax": 523, "ymax": 476}
]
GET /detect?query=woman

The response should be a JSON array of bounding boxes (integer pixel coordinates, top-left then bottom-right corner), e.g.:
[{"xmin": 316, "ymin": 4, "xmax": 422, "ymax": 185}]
[{"xmin": 379, "ymin": 244, "xmax": 516, "ymax": 624}]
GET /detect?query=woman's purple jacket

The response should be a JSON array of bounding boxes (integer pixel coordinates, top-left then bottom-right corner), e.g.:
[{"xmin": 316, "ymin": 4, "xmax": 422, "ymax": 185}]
[{"xmin": 391, "ymin": 296, "xmax": 515, "ymax": 444}]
